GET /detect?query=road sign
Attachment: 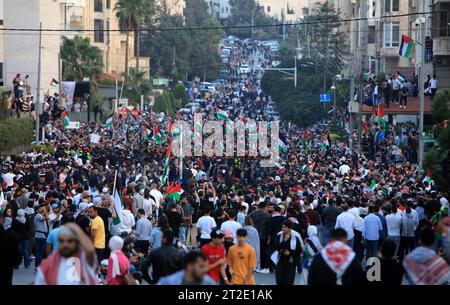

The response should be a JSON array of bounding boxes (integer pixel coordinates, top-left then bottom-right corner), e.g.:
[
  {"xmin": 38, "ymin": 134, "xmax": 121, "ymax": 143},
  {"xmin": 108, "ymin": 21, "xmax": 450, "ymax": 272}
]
[{"xmin": 320, "ymin": 93, "xmax": 331, "ymax": 103}]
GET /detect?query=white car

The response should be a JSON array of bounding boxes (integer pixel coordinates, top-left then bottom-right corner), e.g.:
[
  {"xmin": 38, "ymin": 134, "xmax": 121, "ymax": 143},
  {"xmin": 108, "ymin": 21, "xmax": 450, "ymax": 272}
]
[{"xmin": 239, "ymin": 64, "xmax": 250, "ymax": 74}]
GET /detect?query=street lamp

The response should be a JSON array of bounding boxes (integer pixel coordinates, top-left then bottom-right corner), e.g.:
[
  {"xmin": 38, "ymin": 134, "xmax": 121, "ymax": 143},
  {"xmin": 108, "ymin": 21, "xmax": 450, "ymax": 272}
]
[{"xmin": 331, "ymin": 83, "xmax": 336, "ymax": 120}]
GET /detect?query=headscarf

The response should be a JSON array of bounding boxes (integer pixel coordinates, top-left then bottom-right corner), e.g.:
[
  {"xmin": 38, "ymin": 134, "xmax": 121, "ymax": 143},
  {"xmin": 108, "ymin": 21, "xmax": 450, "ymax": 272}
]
[
  {"xmin": 16, "ymin": 209, "xmax": 27, "ymax": 224},
  {"xmin": 109, "ymin": 236, "xmax": 125, "ymax": 278}
]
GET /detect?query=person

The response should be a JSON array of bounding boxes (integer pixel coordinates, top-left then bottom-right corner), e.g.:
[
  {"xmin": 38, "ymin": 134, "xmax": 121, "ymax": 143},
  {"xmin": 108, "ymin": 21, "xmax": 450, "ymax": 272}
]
[
  {"xmin": 35, "ymin": 223, "xmax": 97, "ymax": 285},
  {"xmin": 150, "ymin": 216, "xmax": 170, "ymax": 250},
  {"xmin": 11, "ymin": 209, "xmax": 31, "ymax": 268},
  {"xmin": 200, "ymin": 229, "xmax": 229, "ymax": 284},
  {"xmin": 398, "ymin": 207, "xmax": 417, "ymax": 262},
  {"xmin": 107, "ymin": 236, "xmax": 131, "ymax": 285},
  {"xmin": 385, "ymin": 205, "xmax": 402, "ymax": 256},
  {"xmin": 334, "ymin": 204, "xmax": 355, "ymax": 248},
  {"xmin": 303, "ymin": 225, "xmax": 322, "ymax": 272},
  {"xmin": 308, "ymin": 228, "xmax": 365, "ymax": 285},
  {"xmin": 46, "ymin": 213, "xmax": 75, "ymax": 254},
  {"xmin": 366, "ymin": 239, "xmax": 403, "ymax": 285},
  {"xmin": 89, "ymin": 205, "xmax": 106, "ymax": 263},
  {"xmin": 114, "ymin": 202, "xmax": 135, "ymax": 236},
  {"xmin": 362, "ymin": 205, "xmax": 383, "ymax": 259},
  {"xmin": 196, "ymin": 206, "xmax": 217, "ymax": 247},
  {"xmin": 399, "ymin": 84, "xmax": 408, "ymax": 109},
  {"xmin": 34, "ymin": 205, "xmax": 49, "ymax": 269},
  {"xmin": 249, "ymin": 202, "xmax": 270, "ymax": 273},
  {"xmin": 430, "ymin": 75, "xmax": 438, "ymax": 100},
  {"xmin": 226, "ymin": 228, "xmax": 257, "ymax": 285},
  {"xmin": 167, "ymin": 203, "xmax": 182, "ymax": 238},
  {"xmin": 141, "ymin": 230, "xmax": 182, "ymax": 284},
  {"xmin": 134, "ymin": 209, "xmax": 152, "ymax": 254},
  {"xmin": 244, "ymin": 217, "xmax": 261, "ymax": 272},
  {"xmin": 403, "ymin": 228, "xmax": 450, "ymax": 285},
  {"xmin": 0, "ymin": 213, "xmax": 22, "ymax": 285},
  {"xmin": 93, "ymin": 101, "xmax": 100, "ymax": 122},
  {"xmin": 274, "ymin": 220, "xmax": 304, "ymax": 285},
  {"xmin": 220, "ymin": 209, "xmax": 242, "ymax": 243},
  {"xmin": 180, "ymin": 195, "xmax": 193, "ymax": 243},
  {"xmin": 157, "ymin": 252, "xmax": 216, "ymax": 285},
  {"xmin": 321, "ymin": 199, "xmax": 341, "ymax": 245}
]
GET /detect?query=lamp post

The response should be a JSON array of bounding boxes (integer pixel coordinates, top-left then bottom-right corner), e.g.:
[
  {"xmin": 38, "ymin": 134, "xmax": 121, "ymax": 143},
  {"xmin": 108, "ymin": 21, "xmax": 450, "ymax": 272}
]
[{"xmin": 331, "ymin": 82, "xmax": 336, "ymax": 120}]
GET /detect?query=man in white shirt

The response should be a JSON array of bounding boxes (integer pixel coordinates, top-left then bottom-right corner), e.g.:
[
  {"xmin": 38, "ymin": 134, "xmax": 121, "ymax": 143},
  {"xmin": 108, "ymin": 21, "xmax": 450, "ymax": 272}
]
[
  {"xmin": 430, "ymin": 75, "xmax": 438, "ymax": 99},
  {"xmin": 385, "ymin": 206, "xmax": 402, "ymax": 256},
  {"xmin": 338, "ymin": 163, "xmax": 350, "ymax": 175},
  {"xmin": 196, "ymin": 206, "xmax": 217, "ymax": 247},
  {"xmin": 149, "ymin": 183, "xmax": 163, "ymax": 210},
  {"xmin": 220, "ymin": 210, "xmax": 242, "ymax": 243},
  {"xmin": 335, "ymin": 204, "xmax": 355, "ymax": 248}
]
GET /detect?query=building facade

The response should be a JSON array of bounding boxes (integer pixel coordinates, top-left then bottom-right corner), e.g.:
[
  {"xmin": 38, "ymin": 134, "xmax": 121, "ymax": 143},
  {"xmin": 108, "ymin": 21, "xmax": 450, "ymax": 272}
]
[
  {"xmin": 207, "ymin": 0, "xmax": 231, "ymax": 20},
  {"xmin": 432, "ymin": 0, "xmax": 450, "ymax": 88}
]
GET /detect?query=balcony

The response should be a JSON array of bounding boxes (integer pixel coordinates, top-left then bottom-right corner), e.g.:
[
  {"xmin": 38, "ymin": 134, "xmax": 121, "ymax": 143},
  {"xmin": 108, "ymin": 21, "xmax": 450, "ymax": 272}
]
[{"xmin": 380, "ymin": 47, "xmax": 400, "ymax": 58}]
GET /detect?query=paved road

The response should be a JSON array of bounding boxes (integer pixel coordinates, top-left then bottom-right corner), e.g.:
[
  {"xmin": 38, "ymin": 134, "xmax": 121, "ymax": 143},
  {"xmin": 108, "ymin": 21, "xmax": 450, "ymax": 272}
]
[{"xmin": 13, "ymin": 259, "xmax": 306, "ymax": 285}]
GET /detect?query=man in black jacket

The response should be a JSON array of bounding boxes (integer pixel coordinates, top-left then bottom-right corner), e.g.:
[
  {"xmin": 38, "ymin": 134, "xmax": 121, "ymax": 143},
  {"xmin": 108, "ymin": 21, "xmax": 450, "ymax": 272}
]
[
  {"xmin": 0, "ymin": 214, "xmax": 22, "ymax": 285},
  {"xmin": 141, "ymin": 230, "xmax": 183, "ymax": 284},
  {"xmin": 308, "ymin": 228, "xmax": 365, "ymax": 285}
]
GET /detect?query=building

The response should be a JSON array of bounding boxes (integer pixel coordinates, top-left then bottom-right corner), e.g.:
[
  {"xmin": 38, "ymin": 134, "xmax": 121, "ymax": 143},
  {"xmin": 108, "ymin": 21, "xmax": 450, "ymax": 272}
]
[
  {"xmin": 0, "ymin": 0, "xmax": 149, "ymax": 97},
  {"xmin": 207, "ymin": 0, "xmax": 231, "ymax": 20},
  {"xmin": 0, "ymin": 0, "xmax": 4, "ymax": 87},
  {"xmin": 162, "ymin": 0, "xmax": 186, "ymax": 16},
  {"xmin": 258, "ymin": 0, "xmax": 317, "ymax": 21},
  {"xmin": 432, "ymin": 0, "xmax": 450, "ymax": 88}
]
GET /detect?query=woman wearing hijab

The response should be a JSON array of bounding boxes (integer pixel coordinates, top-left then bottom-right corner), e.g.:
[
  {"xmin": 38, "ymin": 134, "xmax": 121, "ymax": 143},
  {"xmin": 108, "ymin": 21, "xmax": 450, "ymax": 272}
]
[
  {"xmin": 11, "ymin": 209, "xmax": 31, "ymax": 268},
  {"xmin": 244, "ymin": 217, "xmax": 260, "ymax": 271},
  {"xmin": 107, "ymin": 236, "xmax": 131, "ymax": 285}
]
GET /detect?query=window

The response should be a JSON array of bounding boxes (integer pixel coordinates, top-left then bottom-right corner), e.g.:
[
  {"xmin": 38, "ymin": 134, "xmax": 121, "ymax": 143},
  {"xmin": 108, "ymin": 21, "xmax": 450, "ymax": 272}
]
[
  {"xmin": 0, "ymin": 62, "xmax": 3, "ymax": 80},
  {"xmin": 383, "ymin": 22, "xmax": 400, "ymax": 48},
  {"xmin": 267, "ymin": 6, "xmax": 271, "ymax": 12},
  {"xmin": 94, "ymin": 19, "xmax": 104, "ymax": 43},
  {"xmin": 94, "ymin": 0, "xmax": 103, "ymax": 12},
  {"xmin": 372, "ymin": 2, "xmax": 376, "ymax": 17},
  {"xmin": 384, "ymin": 0, "xmax": 399, "ymax": 13},
  {"xmin": 368, "ymin": 26, "xmax": 376, "ymax": 44},
  {"xmin": 106, "ymin": 0, "xmax": 110, "ymax": 9},
  {"xmin": 0, "ymin": 19, "xmax": 3, "ymax": 25}
]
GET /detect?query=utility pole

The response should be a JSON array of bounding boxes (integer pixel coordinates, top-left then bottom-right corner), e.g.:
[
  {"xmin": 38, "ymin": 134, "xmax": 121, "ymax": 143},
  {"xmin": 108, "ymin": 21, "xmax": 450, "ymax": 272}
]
[
  {"xmin": 357, "ymin": 0, "xmax": 368, "ymax": 156},
  {"xmin": 115, "ymin": 48, "xmax": 119, "ymax": 113},
  {"xmin": 35, "ymin": 22, "xmax": 42, "ymax": 143},
  {"xmin": 58, "ymin": 52, "xmax": 62, "ymax": 104},
  {"xmin": 418, "ymin": 17, "xmax": 426, "ymax": 167},
  {"xmin": 251, "ymin": 9, "xmax": 254, "ymax": 38}
]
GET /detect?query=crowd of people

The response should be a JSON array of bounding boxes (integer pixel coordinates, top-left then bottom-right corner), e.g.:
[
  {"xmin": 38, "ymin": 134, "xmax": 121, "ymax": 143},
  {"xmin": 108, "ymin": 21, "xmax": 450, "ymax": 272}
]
[{"xmin": 1, "ymin": 39, "xmax": 450, "ymax": 286}]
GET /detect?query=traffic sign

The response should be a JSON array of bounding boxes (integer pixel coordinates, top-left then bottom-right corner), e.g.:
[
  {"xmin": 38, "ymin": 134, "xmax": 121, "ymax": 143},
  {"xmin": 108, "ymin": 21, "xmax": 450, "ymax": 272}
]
[{"xmin": 320, "ymin": 93, "xmax": 331, "ymax": 103}]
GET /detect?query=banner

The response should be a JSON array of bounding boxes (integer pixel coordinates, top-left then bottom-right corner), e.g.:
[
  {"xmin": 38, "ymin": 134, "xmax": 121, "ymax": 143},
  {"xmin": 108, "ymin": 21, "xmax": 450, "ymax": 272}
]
[{"xmin": 61, "ymin": 81, "xmax": 76, "ymax": 104}]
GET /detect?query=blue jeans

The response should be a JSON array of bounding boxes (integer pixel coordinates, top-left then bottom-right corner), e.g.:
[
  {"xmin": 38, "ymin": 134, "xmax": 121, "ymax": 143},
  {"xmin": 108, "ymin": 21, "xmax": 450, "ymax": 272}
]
[
  {"xmin": 365, "ymin": 240, "xmax": 379, "ymax": 259},
  {"xmin": 20, "ymin": 239, "xmax": 30, "ymax": 268},
  {"xmin": 179, "ymin": 227, "xmax": 186, "ymax": 243},
  {"xmin": 35, "ymin": 238, "xmax": 47, "ymax": 268},
  {"xmin": 347, "ymin": 238, "xmax": 354, "ymax": 249}
]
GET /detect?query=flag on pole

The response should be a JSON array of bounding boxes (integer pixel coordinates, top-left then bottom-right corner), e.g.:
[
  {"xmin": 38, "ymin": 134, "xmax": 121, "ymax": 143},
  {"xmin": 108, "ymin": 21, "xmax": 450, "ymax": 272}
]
[
  {"xmin": 399, "ymin": 35, "xmax": 414, "ymax": 59},
  {"xmin": 161, "ymin": 140, "xmax": 172, "ymax": 184},
  {"xmin": 278, "ymin": 139, "xmax": 287, "ymax": 153},
  {"xmin": 61, "ymin": 112, "xmax": 70, "ymax": 127},
  {"xmin": 166, "ymin": 182, "xmax": 183, "ymax": 202},
  {"xmin": 50, "ymin": 78, "xmax": 59, "ymax": 87},
  {"xmin": 105, "ymin": 116, "xmax": 114, "ymax": 130},
  {"xmin": 369, "ymin": 180, "xmax": 378, "ymax": 192},
  {"xmin": 216, "ymin": 105, "xmax": 229, "ymax": 120},
  {"xmin": 395, "ymin": 72, "xmax": 406, "ymax": 86},
  {"xmin": 112, "ymin": 190, "xmax": 123, "ymax": 225}
]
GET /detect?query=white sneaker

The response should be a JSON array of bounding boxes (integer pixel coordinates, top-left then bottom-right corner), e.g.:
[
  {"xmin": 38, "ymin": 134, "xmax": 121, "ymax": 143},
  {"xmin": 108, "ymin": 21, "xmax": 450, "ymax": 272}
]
[
  {"xmin": 260, "ymin": 268, "xmax": 270, "ymax": 274},
  {"xmin": 255, "ymin": 268, "xmax": 263, "ymax": 273}
]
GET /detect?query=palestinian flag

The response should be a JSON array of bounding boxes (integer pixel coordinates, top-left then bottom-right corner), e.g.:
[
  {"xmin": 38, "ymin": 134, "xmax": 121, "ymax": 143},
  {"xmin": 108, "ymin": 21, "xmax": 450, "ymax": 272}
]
[
  {"xmin": 160, "ymin": 140, "xmax": 172, "ymax": 184},
  {"xmin": 105, "ymin": 116, "xmax": 114, "ymax": 130},
  {"xmin": 61, "ymin": 112, "xmax": 69, "ymax": 127},
  {"xmin": 128, "ymin": 111, "xmax": 138, "ymax": 123},
  {"xmin": 112, "ymin": 190, "xmax": 123, "ymax": 225},
  {"xmin": 422, "ymin": 176, "xmax": 433, "ymax": 184},
  {"xmin": 169, "ymin": 120, "xmax": 180, "ymax": 137},
  {"xmin": 154, "ymin": 124, "xmax": 165, "ymax": 145},
  {"xmin": 399, "ymin": 35, "xmax": 414, "ymax": 59},
  {"xmin": 395, "ymin": 73, "xmax": 406, "ymax": 86},
  {"xmin": 362, "ymin": 120, "xmax": 370, "ymax": 134},
  {"xmin": 278, "ymin": 139, "xmax": 287, "ymax": 153},
  {"xmin": 303, "ymin": 162, "xmax": 317, "ymax": 173},
  {"xmin": 378, "ymin": 117, "xmax": 387, "ymax": 131},
  {"xmin": 50, "ymin": 78, "xmax": 59, "ymax": 87},
  {"xmin": 369, "ymin": 179, "xmax": 378, "ymax": 192},
  {"xmin": 216, "ymin": 105, "xmax": 229, "ymax": 120},
  {"xmin": 166, "ymin": 181, "xmax": 183, "ymax": 202},
  {"xmin": 145, "ymin": 127, "xmax": 152, "ymax": 139}
]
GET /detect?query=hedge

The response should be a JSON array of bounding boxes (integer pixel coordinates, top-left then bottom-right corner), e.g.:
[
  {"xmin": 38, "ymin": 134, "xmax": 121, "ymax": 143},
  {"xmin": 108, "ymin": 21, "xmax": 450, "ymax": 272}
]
[{"xmin": 0, "ymin": 118, "xmax": 34, "ymax": 153}]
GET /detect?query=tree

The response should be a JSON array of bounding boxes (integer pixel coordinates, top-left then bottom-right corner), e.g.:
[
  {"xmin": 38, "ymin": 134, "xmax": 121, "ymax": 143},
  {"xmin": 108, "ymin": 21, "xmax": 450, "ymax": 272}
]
[
  {"xmin": 432, "ymin": 90, "xmax": 450, "ymax": 123},
  {"xmin": 60, "ymin": 35, "xmax": 103, "ymax": 82},
  {"xmin": 123, "ymin": 67, "xmax": 152, "ymax": 104},
  {"xmin": 226, "ymin": 0, "xmax": 278, "ymax": 39},
  {"xmin": 115, "ymin": 0, "xmax": 156, "ymax": 73},
  {"xmin": 171, "ymin": 83, "xmax": 188, "ymax": 107}
]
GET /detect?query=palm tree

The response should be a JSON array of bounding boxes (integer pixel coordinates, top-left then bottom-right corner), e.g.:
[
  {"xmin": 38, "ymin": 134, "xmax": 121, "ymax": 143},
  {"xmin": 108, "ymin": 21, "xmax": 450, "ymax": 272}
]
[
  {"xmin": 123, "ymin": 67, "xmax": 151, "ymax": 104},
  {"xmin": 60, "ymin": 35, "xmax": 103, "ymax": 82},
  {"xmin": 115, "ymin": 0, "xmax": 156, "ymax": 74}
]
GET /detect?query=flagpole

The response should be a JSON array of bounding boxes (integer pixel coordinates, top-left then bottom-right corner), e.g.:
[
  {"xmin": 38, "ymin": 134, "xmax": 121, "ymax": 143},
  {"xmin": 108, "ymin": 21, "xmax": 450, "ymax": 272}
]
[
  {"xmin": 112, "ymin": 169, "xmax": 118, "ymax": 196},
  {"xmin": 418, "ymin": 17, "xmax": 426, "ymax": 168},
  {"xmin": 179, "ymin": 124, "xmax": 183, "ymax": 182}
]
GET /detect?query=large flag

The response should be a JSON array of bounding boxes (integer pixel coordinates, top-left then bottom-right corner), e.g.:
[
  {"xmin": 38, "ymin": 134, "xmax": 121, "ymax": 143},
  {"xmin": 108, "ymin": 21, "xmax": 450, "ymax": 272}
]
[
  {"xmin": 105, "ymin": 115, "xmax": 114, "ymax": 130},
  {"xmin": 399, "ymin": 35, "xmax": 414, "ymax": 59},
  {"xmin": 166, "ymin": 182, "xmax": 183, "ymax": 202},
  {"xmin": 216, "ymin": 105, "xmax": 229, "ymax": 120},
  {"xmin": 61, "ymin": 112, "xmax": 69, "ymax": 127},
  {"xmin": 112, "ymin": 190, "xmax": 123, "ymax": 225}
]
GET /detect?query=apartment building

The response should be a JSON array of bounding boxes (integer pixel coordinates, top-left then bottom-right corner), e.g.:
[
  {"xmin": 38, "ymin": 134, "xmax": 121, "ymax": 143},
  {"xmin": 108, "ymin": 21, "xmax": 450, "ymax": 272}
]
[
  {"xmin": 258, "ymin": 0, "xmax": 324, "ymax": 21},
  {"xmin": 207, "ymin": 0, "xmax": 231, "ymax": 20},
  {"xmin": 0, "ymin": 0, "xmax": 4, "ymax": 87},
  {"xmin": 432, "ymin": 0, "xmax": 450, "ymax": 88}
]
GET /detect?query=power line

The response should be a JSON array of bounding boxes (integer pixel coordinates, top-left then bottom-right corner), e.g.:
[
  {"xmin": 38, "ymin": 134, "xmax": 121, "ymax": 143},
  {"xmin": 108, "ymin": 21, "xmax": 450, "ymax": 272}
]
[{"xmin": 0, "ymin": 11, "xmax": 435, "ymax": 34}]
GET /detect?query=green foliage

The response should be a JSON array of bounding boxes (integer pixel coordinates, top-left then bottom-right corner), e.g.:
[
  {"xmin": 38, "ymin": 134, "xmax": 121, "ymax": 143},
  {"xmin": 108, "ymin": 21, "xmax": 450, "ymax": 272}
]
[
  {"xmin": 0, "ymin": 90, "xmax": 11, "ymax": 121},
  {"xmin": 328, "ymin": 119, "xmax": 348, "ymax": 142},
  {"xmin": 153, "ymin": 92, "xmax": 179, "ymax": 115},
  {"xmin": 99, "ymin": 78, "xmax": 115, "ymax": 86},
  {"xmin": 0, "ymin": 118, "xmax": 34, "ymax": 153},
  {"xmin": 61, "ymin": 35, "xmax": 103, "ymax": 82},
  {"xmin": 432, "ymin": 90, "xmax": 450, "ymax": 123},
  {"xmin": 171, "ymin": 83, "xmax": 189, "ymax": 107},
  {"xmin": 32, "ymin": 143, "xmax": 55, "ymax": 154},
  {"xmin": 226, "ymin": 0, "xmax": 278, "ymax": 39},
  {"xmin": 123, "ymin": 67, "xmax": 152, "ymax": 105}
]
